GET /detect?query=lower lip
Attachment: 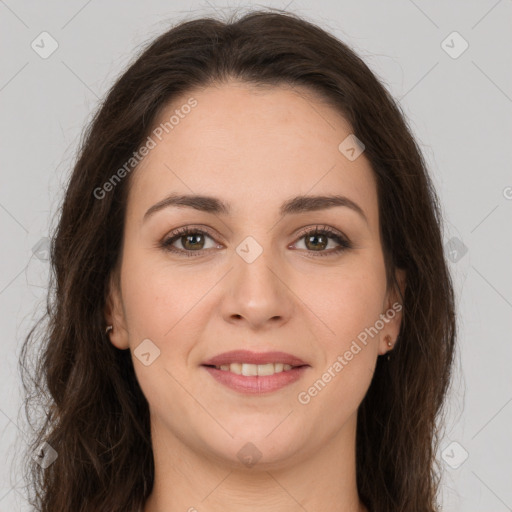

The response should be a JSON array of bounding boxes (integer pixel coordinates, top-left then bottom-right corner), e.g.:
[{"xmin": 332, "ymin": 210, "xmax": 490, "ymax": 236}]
[{"xmin": 202, "ymin": 365, "xmax": 309, "ymax": 394}]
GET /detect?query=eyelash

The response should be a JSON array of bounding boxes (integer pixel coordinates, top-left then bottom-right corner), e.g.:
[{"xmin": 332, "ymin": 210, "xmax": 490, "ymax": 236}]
[{"xmin": 160, "ymin": 225, "xmax": 352, "ymax": 258}]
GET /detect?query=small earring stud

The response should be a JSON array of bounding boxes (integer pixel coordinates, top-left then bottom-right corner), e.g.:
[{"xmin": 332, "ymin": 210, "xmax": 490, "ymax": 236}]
[
  {"xmin": 105, "ymin": 325, "xmax": 113, "ymax": 334},
  {"xmin": 385, "ymin": 335, "xmax": 393, "ymax": 348}
]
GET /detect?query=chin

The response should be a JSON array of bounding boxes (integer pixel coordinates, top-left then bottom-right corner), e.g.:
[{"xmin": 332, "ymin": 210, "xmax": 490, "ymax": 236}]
[{"xmin": 197, "ymin": 423, "xmax": 309, "ymax": 470}]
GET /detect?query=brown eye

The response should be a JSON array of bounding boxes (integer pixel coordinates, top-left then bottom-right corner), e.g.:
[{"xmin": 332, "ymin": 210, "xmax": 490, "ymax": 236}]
[
  {"xmin": 293, "ymin": 225, "xmax": 352, "ymax": 257},
  {"xmin": 304, "ymin": 232, "xmax": 329, "ymax": 251},
  {"xmin": 180, "ymin": 232, "xmax": 206, "ymax": 250},
  {"xmin": 161, "ymin": 227, "xmax": 218, "ymax": 257}
]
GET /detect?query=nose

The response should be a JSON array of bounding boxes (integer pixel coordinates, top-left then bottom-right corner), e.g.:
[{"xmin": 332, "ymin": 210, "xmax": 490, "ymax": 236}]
[{"xmin": 221, "ymin": 246, "xmax": 294, "ymax": 330}]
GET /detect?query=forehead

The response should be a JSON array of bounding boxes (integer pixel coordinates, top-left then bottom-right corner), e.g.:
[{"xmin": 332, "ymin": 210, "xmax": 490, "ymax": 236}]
[{"xmin": 127, "ymin": 81, "xmax": 378, "ymax": 230}]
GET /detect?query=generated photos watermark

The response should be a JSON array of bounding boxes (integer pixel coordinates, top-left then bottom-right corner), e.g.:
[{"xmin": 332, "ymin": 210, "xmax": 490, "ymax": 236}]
[
  {"xmin": 297, "ymin": 301, "xmax": 402, "ymax": 405},
  {"xmin": 93, "ymin": 97, "xmax": 198, "ymax": 200}
]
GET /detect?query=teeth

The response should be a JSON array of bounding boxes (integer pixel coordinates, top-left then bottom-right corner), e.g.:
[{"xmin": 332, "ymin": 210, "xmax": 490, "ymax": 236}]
[
  {"xmin": 256, "ymin": 363, "xmax": 275, "ymax": 376},
  {"xmin": 230, "ymin": 363, "xmax": 242, "ymax": 375},
  {"xmin": 242, "ymin": 363, "xmax": 258, "ymax": 376},
  {"xmin": 215, "ymin": 362, "xmax": 295, "ymax": 375}
]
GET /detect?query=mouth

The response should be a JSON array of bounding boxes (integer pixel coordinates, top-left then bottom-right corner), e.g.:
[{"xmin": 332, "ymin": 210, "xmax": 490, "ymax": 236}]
[
  {"xmin": 200, "ymin": 350, "xmax": 310, "ymax": 394},
  {"xmin": 201, "ymin": 362, "xmax": 307, "ymax": 376}
]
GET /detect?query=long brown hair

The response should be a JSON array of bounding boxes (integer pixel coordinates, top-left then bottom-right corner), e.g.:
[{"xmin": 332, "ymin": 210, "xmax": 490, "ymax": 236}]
[{"xmin": 18, "ymin": 8, "xmax": 456, "ymax": 512}]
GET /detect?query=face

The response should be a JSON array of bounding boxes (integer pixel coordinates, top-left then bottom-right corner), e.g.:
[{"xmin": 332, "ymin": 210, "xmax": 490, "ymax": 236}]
[{"xmin": 106, "ymin": 80, "xmax": 405, "ymax": 469}]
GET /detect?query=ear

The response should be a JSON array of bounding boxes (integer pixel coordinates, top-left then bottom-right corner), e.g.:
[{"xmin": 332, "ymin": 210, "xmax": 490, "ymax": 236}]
[
  {"xmin": 378, "ymin": 267, "xmax": 406, "ymax": 355},
  {"xmin": 104, "ymin": 270, "xmax": 130, "ymax": 350}
]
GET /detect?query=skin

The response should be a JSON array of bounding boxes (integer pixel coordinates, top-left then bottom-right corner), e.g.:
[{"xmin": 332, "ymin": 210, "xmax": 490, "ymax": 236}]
[{"xmin": 106, "ymin": 80, "xmax": 406, "ymax": 512}]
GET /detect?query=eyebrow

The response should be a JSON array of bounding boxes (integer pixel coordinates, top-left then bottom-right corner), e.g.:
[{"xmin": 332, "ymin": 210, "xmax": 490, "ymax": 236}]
[{"xmin": 143, "ymin": 193, "xmax": 368, "ymax": 224}]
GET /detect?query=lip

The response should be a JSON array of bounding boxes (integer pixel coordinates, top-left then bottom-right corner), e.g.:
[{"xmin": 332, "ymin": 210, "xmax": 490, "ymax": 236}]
[
  {"xmin": 201, "ymin": 350, "xmax": 310, "ymax": 395},
  {"xmin": 202, "ymin": 365, "xmax": 309, "ymax": 394},
  {"xmin": 201, "ymin": 350, "xmax": 308, "ymax": 367}
]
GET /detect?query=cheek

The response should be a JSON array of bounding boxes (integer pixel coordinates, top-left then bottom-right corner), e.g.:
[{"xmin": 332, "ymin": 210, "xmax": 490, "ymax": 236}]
[
  {"xmin": 298, "ymin": 255, "xmax": 387, "ymax": 348},
  {"xmin": 120, "ymin": 265, "xmax": 174, "ymax": 337},
  {"xmin": 119, "ymin": 249, "xmax": 216, "ymax": 364},
  {"xmin": 120, "ymin": 254, "xmax": 207, "ymax": 406},
  {"xmin": 120, "ymin": 241, "xmax": 192, "ymax": 329},
  {"xmin": 295, "ymin": 265, "xmax": 385, "ymax": 422}
]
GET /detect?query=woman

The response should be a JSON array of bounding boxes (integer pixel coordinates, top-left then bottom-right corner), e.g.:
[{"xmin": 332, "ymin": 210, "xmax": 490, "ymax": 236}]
[{"xmin": 19, "ymin": 9, "xmax": 456, "ymax": 512}]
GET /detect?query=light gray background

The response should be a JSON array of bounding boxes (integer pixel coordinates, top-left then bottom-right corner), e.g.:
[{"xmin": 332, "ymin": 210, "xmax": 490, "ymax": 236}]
[{"xmin": 1, "ymin": 0, "xmax": 511, "ymax": 510}]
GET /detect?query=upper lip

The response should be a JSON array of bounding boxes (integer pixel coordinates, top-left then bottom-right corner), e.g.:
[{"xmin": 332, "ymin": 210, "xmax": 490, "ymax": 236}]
[{"xmin": 202, "ymin": 350, "xmax": 309, "ymax": 367}]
